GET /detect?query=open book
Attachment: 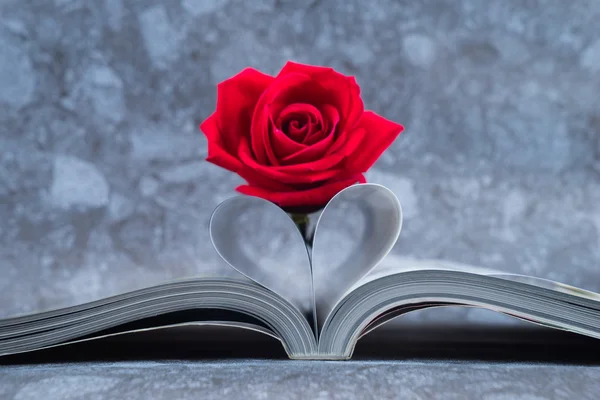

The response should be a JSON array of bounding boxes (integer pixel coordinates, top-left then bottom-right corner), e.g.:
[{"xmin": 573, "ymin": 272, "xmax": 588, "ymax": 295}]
[{"xmin": 1, "ymin": 184, "xmax": 600, "ymax": 360}]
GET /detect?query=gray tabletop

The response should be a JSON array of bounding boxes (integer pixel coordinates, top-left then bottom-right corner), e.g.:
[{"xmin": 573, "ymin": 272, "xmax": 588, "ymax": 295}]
[{"xmin": 3, "ymin": 360, "xmax": 600, "ymax": 400}]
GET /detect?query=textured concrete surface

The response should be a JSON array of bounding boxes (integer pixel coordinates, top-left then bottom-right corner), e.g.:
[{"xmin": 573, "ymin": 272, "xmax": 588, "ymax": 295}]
[
  {"xmin": 2, "ymin": 360, "xmax": 600, "ymax": 400},
  {"xmin": 1, "ymin": 0, "xmax": 600, "ymax": 329}
]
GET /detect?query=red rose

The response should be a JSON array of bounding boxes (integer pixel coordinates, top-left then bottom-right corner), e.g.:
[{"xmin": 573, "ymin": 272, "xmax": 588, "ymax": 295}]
[{"xmin": 200, "ymin": 61, "xmax": 404, "ymax": 211}]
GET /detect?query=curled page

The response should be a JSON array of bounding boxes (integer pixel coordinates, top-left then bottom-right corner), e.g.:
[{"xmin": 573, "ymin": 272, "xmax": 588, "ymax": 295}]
[
  {"xmin": 209, "ymin": 196, "xmax": 314, "ymax": 319},
  {"xmin": 311, "ymin": 184, "xmax": 402, "ymax": 332}
]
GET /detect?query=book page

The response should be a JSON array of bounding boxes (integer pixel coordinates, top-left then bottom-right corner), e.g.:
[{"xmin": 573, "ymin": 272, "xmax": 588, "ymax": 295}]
[
  {"xmin": 210, "ymin": 196, "xmax": 314, "ymax": 314},
  {"xmin": 353, "ymin": 255, "xmax": 502, "ymax": 288},
  {"xmin": 487, "ymin": 273, "xmax": 600, "ymax": 300},
  {"xmin": 350, "ymin": 255, "xmax": 600, "ymax": 300},
  {"xmin": 311, "ymin": 184, "xmax": 402, "ymax": 331}
]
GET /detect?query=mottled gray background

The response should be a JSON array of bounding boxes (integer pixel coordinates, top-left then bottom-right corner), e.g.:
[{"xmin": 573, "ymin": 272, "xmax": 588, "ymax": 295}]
[{"xmin": 1, "ymin": 0, "xmax": 600, "ymax": 325}]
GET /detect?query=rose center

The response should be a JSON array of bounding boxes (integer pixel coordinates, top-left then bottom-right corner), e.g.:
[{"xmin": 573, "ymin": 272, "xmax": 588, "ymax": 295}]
[
  {"xmin": 283, "ymin": 114, "xmax": 308, "ymax": 133},
  {"xmin": 275, "ymin": 104, "xmax": 324, "ymax": 143}
]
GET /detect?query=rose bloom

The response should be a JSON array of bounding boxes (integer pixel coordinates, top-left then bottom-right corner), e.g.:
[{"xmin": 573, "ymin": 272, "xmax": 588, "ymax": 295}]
[{"xmin": 200, "ymin": 61, "xmax": 404, "ymax": 212}]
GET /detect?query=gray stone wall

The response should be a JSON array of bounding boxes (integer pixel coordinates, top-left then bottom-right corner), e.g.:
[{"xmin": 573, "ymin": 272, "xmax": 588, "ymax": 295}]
[{"xmin": 1, "ymin": 0, "xmax": 599, "ymax": 323}]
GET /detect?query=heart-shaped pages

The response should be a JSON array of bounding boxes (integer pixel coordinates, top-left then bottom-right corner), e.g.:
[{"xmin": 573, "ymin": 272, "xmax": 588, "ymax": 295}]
[{"xmin": 209, "ymin": 184, "xmax": 402, "ymax": 334}]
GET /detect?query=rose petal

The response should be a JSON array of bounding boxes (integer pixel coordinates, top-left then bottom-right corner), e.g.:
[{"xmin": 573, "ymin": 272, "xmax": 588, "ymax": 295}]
[
  {"xmin": 343, "ymin": 76, "xmax": 364, "ymax": 129},
  {"xmin": 317, "ymin": 76, "xmax": 364, "ymax": 135},
  {"xmin": 250, "ymin": 73, "xmax": 313, "ymax": 165},
  {"xmin": 261, "ymin": 113, "xmax": 280, "ymax": 166},
  {"xmin": 301, "ymin": 104, "xmax": 336, "ymax": 146},
  {"xmin": 236, "ymin": 174, "xmax": 366, "ymax": 209},
  {"xmin": 236, "ymin": 166, "xmax": 294, "ymax": 192},
  {"xmin": 287, "ymin": 120, "xmax": 309, "ymax": 140},
  {"xmin": 281, "ymin": 105, "xmax": 340, "ymax": 165},
  {"xmin": 276, "ymin": 103, "xmax": 318, "ymax": 125},
  {"xmin": 200, "ymin": 114, "xmax": 244, "ymax": 172},
  {"xmin": 345, "ymin": 111, "xmax": 404, "ymax": 172},
  {"xmin": 275, "ymin": 103, "xmax": 322, "ymax": 142},
  {"xmin": 269, "ymin": 123, "xmax": 307, "ymax": 159},
  {"xmin": 326, "ymin": 126, "xmax": 366, "ymax": 158},
  {"xmin": 269, "ymin": 74, "xmax": 340, "ymax": 112},
  {"xmin": 278, "ymin": 62, "xmax": 365, "ymax": 134},
  {"xmin": 232, "ymin": 139, "xmax": 296, "ymax": 192},
  {"xmin": 301, "ymin": 124, "xmax": 325, "ymax": 145},
  {"xmin": 277, "ymin": 61, "xmax": 334, "ymax": 79},
  {"xmin": 213, "ymin": 68, "xmax": 273, "ymax": 161},
  {"xmin": 239, "ymin": 137, "xmax": 346, "ymax": 183}
]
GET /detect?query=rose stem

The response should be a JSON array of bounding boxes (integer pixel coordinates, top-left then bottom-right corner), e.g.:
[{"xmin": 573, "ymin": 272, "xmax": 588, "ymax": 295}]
[{"xmin": 289, "ymin": 213, "xmax": 312, "ymax": 246}]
